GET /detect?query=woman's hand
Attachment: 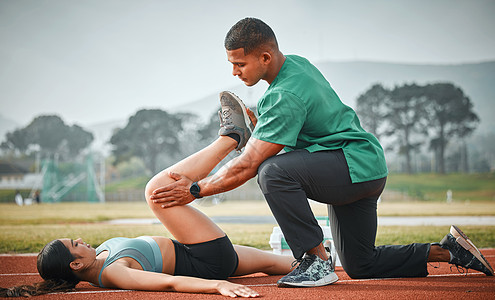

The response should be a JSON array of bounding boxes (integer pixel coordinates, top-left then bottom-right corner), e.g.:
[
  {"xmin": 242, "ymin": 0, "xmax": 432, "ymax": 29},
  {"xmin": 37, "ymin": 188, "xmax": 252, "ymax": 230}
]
[
  {"xmin": 150, "ymin": 172, "xmax": 195, "ymax": 208},
  {"xmin": 216, "ymin": 281, "xmax": 259, "ymax": 298}
]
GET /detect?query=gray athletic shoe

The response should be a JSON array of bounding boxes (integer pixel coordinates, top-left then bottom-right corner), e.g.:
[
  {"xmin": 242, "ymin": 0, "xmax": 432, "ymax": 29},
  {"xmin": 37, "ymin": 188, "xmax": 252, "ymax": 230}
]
[
  {"xmin": 439, "ymin": 225, "xmax": 494, "ymax": 276},
  {"xmin": 218, "ymin": 91, "xmax": 254, "ymax": 151},
  {"xmin": 277, "ymin": 254, "xmax": 339, "ymax": 287}
]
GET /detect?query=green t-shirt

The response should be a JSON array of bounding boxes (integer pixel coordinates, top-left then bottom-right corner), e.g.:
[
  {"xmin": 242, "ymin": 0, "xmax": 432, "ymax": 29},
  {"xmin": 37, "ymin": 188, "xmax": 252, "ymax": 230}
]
[{"xmin": 252, "ymin": 55, "xmax": 388, "ymax": 183}]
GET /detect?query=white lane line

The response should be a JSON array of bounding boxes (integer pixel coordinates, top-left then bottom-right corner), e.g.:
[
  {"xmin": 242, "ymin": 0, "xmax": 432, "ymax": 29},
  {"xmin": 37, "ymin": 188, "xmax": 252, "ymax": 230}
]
[
  {"xmin": 1, "ymin": 271, "xmax": 486, "ymax": 279},
  {"xmin": 0, "ymin": 253, "xmax": 37, "ymax": 257},
  {"xmin": 0, "ymin": 272, "xmax": 487, "ymax": 293},
  {"xmin": 336, "ymin": 272, "xmax": 485, "ymax": 283},
  {"xmin": 428, "ymin": 272, "xmax": 485, "ymax": 277},
  {"xmin": 244, "ymin": 272, "xmax": 486, "ymax": 287},
  {"xmin": 0, "ymin": 273, "xmax": 38, "ymax": 276},
  {"xmin": 60, "ymin": 290, "xmax": 133, "ymax": 295}
]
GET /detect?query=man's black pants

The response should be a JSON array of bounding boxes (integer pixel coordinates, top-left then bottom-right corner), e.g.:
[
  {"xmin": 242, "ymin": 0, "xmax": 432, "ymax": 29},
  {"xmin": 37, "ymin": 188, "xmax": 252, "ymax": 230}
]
[{"xmin": 257, "ymin": 149, "xmax": 430, "ymax": 278}]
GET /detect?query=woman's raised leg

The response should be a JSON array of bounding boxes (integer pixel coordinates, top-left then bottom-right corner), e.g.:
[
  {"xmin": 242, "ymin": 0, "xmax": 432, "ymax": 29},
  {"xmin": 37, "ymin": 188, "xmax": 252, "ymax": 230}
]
[{"xmin": 145, "ymin": 136, "xmax": 237, "ymax": 244}]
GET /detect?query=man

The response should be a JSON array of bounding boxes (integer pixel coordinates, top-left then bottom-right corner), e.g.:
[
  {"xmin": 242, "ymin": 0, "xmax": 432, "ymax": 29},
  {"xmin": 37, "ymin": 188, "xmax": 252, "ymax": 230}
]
[{"xmin": 150, "ymin": 18, "xmax": 493, "ymax": 287}]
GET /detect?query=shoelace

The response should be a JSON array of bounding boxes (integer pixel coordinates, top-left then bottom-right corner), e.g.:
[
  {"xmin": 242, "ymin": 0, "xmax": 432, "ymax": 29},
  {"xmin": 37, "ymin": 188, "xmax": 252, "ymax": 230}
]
[
  {"xmin": 290, "ymin": 258, "xmax": 301, "ymax": 269},
  {"xmin": 451, "ymin": 264, "xmax": 468, "ymax": 275},
  {"xmin": 427, "ymin": 262, "xmax": 440, "ymax": 269},
  {"xmin": 218, "ymin": 108, "xmax": 234, "ymax": 129},
  {"xmin": 290, "ymin": 255, "xmax": 315, "ymax": 273}
]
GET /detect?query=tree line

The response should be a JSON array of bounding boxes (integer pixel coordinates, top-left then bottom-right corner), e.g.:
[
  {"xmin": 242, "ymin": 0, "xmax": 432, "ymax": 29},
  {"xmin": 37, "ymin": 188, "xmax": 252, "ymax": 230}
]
[
  {"xmin": 355, "ymin": 82, "xmax": 479, "ymax": 174},
  {"xmin": 0, "ymin": 109, "xmax": 220, "ymax": 176},
  {"xmin": 1, "ymin": 81, "xmax": 485, "ymax": 176}
]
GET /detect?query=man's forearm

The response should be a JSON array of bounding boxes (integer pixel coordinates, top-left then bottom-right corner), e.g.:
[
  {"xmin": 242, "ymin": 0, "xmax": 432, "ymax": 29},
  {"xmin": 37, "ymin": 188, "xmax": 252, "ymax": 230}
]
[
  {"xmin": 194, "ymin": 138, "xmax": 284, "ymax": 198},
  {"xmin": 198, "ymin": 155, "xmax": 258, "ymax": 197}
]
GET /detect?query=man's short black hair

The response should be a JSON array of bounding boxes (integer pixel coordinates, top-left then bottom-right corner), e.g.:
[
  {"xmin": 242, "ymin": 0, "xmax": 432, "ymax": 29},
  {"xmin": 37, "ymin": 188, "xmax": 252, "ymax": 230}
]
[{"xmin": 224, "ymin": 17, "xmax": 278, "ymax": 55}]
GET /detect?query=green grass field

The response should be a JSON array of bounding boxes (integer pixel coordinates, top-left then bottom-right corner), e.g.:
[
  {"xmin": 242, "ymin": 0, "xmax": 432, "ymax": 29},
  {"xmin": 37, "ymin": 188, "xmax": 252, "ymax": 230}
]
[
  {"xmin": 385, "ymin": 173, "xmax": 495, "ymax": 202},
  {"xmin": 102, "ymin": 173, "xmax": 495, "ymax": 202},
  {"xmin": 2, "ymin": 222, "xmax": 493, "ymax": 254},
  {"xmin": 0, "ymin": 173, "xmax": 493, "ymax": 253},
  {"xmin": 2, "ymin": 200, "xmax": 495, "ymax": 226},
  {"xmin": 0, "ymin": 200, "xmax": 494, "ymax": 253}
]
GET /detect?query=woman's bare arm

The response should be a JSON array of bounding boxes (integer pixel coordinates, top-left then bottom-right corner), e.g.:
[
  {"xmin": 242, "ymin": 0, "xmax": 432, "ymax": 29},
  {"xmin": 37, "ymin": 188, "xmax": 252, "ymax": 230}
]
[{"xmin": 102, "ymin": 263, "xmax": 259, "ymax": 297}]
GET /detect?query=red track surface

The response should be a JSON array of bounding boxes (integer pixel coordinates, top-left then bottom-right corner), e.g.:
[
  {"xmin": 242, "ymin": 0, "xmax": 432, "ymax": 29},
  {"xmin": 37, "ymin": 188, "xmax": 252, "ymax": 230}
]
[{"xmin": 1, "ymin": 249, "xmax": 494, "ymax": 299}]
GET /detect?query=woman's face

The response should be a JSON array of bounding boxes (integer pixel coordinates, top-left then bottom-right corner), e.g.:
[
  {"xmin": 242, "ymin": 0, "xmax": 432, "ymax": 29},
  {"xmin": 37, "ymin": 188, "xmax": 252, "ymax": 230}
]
[{"xmin": 60, "ymin": 238, "xmax": 96, "ymax": 260}]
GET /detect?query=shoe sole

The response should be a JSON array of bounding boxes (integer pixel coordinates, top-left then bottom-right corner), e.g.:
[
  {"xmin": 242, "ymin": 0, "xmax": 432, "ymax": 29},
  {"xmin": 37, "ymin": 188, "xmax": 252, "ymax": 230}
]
[
  {"xmin": 277, "ymin": 272, "xmax": 339, "ymax": 288},
  {"xmin": 220, "ymin": 91, "xmax": 255, "ymax": 132},
  {"xmin": 450, "ymin": 225, "xmax": 494, "ymax": 275}
]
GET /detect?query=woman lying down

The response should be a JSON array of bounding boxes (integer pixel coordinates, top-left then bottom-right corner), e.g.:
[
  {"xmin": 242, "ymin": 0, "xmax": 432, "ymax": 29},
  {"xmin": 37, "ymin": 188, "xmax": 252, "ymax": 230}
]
[{"xmin": 0, "ymin": 136, "xmax": 295, "ymax": 298}]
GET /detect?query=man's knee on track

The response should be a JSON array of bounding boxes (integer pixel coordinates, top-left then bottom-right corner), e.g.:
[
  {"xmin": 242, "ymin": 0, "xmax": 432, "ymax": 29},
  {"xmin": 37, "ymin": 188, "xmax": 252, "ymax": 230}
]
[{"xmin": 342, "ymin": 260, "xmax": 374, "ymax": 279}]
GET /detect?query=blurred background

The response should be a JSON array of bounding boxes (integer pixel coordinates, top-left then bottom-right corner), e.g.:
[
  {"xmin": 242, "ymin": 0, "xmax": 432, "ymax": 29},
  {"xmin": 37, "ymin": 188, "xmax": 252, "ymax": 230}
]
[{"xmin": 0, "ymin": 0, "xmax": 494, "ymax": 204}]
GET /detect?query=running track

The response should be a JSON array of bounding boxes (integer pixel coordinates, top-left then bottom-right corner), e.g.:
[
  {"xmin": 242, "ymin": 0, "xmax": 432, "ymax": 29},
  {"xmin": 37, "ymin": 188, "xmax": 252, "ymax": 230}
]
[{"xmin": 1, "ymin": 250, "xmax": 494, "ymax": 299}]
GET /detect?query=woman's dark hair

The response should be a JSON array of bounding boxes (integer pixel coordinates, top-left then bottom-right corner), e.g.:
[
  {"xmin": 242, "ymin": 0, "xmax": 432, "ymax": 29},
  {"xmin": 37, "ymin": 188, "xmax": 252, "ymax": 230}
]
[
  {"xmin": 224, "ymin": 17, "xmax": 278, "ymax": 55},
  {"xmin": 0, "ymin": 240, "xmax": 81, "ymax": 297}
]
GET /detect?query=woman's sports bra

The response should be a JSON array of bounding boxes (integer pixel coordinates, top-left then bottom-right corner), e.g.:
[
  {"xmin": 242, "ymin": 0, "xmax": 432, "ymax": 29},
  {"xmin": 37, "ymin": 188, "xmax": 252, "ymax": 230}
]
[{"xmin": 94, "ymin": 236, "xmax": 163, "ymax": 287}]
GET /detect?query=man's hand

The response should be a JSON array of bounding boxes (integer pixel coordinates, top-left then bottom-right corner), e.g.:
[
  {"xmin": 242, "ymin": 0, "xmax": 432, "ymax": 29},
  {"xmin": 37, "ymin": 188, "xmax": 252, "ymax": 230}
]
[
  {"xmin": 150, "ymin": 172, "xmax": 195, "ymax": 208},
  {"xmin": 246, "ymin": 107, "xmax": 257, "ymax": 128}
]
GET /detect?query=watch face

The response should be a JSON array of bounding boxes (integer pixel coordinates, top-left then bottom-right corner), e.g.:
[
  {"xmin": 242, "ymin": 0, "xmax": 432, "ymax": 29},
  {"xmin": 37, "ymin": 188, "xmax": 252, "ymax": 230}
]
[{"xmin": 190, "ymin": 182, "xmax": 202, "ymax": 198}]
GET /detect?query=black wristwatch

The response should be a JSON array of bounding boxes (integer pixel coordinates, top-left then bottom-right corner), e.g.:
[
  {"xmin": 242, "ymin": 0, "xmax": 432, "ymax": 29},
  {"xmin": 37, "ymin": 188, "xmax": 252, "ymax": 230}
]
[{"xmin": 190, "ymin": 182, "xmax": 203, "ymax": 199}]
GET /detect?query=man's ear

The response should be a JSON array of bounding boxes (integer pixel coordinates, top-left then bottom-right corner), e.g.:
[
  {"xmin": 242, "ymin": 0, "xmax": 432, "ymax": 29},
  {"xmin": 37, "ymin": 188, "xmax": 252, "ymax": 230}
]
[
  {"xmin": 69, "ymin": 260, "xmax": 83, "ymax": 271},
  {"xmin": 261, "ymin": 52, "xmax": 272, "ymax": 64}
]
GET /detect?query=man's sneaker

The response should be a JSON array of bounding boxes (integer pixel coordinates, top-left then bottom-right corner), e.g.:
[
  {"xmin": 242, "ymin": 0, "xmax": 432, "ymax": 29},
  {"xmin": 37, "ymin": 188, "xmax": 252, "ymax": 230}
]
[
  {"xmin": 439, "ymin": 225, "xmax": 494, "ymax": 276},
  {"xmin": 277, "ymin": 254, "xmax": 338, "ymax": 287},
  {"xmin": 218, "ymin": 91, "xmax": 255, "ymax": 151}
]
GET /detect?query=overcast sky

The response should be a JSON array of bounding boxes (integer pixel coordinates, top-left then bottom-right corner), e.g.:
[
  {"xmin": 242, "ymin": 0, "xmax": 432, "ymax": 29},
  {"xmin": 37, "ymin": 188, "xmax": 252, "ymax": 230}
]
[{"xmin": 1, "ymin": 0, "xmax": 494, "ymax": 127}]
